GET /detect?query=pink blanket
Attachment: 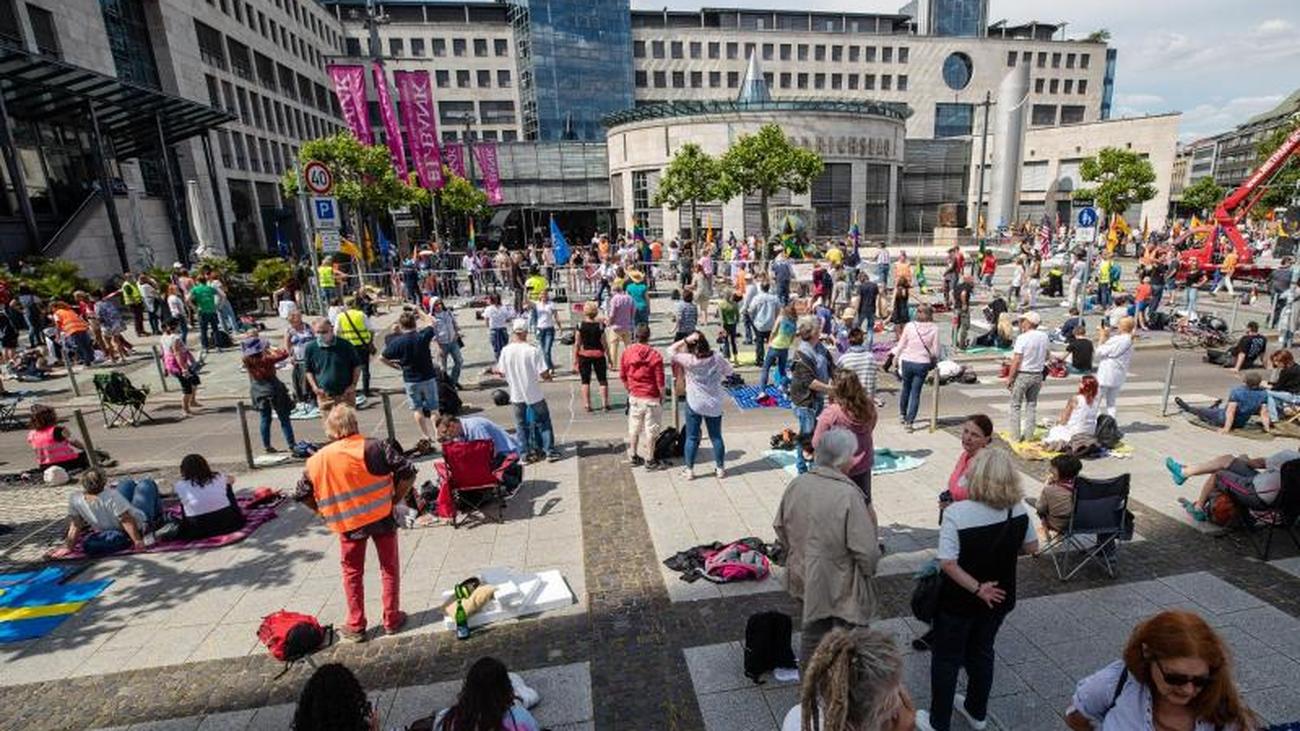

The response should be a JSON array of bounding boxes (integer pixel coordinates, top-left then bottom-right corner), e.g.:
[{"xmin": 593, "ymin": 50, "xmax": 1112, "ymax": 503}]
[{"xmin": 51, "ymin": 492, "xmax": 286, "ymax": 561}]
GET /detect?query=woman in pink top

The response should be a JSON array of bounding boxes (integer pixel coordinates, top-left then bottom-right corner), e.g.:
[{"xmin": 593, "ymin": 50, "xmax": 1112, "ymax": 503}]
[
  {"xmin": 892, "ymin": 303, "xmax": 940, "ymax": 432},
  {"xmin": 944, "ymin": 413, "xmax": 994, "ymax": 503},
  {"xmin": 813, "ymin": 369, "xmax": 879, "ymax": 521}
]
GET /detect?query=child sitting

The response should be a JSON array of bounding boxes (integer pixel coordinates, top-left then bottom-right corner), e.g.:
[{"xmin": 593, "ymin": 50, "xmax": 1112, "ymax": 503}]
[
  {"xmin": 27, "ymin": 403, "xmax": 90, "ymax": 473},
  {"xmin": 1036, "ymin": 453, "xmax": 1083, "ymax": 536}
]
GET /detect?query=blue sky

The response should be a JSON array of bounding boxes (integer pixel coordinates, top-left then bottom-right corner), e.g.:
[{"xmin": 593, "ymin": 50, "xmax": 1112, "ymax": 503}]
[{"xmin": 635, "ymin": 0, "xmax": 1300, "ymax": 141}]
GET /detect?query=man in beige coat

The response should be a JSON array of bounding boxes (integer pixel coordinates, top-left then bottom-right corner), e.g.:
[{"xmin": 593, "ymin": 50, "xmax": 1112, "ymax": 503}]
[{"xmin": 774, "ymin": 427, "xmax": 881, "ymax": 663}]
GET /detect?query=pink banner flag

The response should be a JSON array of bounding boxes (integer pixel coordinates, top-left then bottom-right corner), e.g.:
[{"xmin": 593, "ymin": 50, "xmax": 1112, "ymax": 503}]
[
  {"xmin": 371, "ymin": 62, "xmax": 407, "ymax": 178},
  {"xmin": 443, "ymin": 144, "xmax": 466, "ymax": 178},
  {"xmin": 326, "ymin": 64, "xmax": 372, "ymax": 145},
  {"xmin": 393, "ymin": 70, "xmax": 444, "ymax": 190},
  {"xmin": 473, "ymin": 142, "xmax": 503, "ymax": 204}
]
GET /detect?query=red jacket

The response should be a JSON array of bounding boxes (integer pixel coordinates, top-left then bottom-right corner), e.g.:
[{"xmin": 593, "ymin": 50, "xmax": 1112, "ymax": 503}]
[{"xmin": 620, "ymin": 343, "xmax": 664, "ymax": 400}]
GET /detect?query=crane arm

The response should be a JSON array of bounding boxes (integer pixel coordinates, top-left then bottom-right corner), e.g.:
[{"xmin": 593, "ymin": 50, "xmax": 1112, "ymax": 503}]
[{"xmin": 1211, "ymin": 123, "xmax": 1300, "ymax": 263}]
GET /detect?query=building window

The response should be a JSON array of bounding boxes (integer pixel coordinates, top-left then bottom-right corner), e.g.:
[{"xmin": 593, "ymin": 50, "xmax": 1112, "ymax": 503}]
[
  {"xmin": 432, "ymin": 38, "xmax": 445, "ymax": 56},
  {"xmin": 435, "ymin": 69, "xmax": 449, "ymax": 88},
  {"xmin": 744, "ymin": 42, "xmax": 755, "ymax": 59},
  {"xmin": 1007, "ymin": 50, "xmax": 1017, "ymax": 67},
  {"xmin": 897, "ymin": 74, "xmax": 908, "ymax": 91},
  {"xmin": 864, "ymin": 46, "xmax": 876, "ymax": 62},
  {"xmin": 690, "ymin": 41, "xmax": 701, "ymax": 58},
  {"xmin": 653, "ymin": 70, "xmax": 665, "ymax": 88},
  {"xmin": 410, "ymin": 38, "xmax": 425, "ymax": 57},
  {"xmin": 1063, "ymin": 79, "xmax": 1073, "ymax": 94},
  {"xmin": 690, "ymin": 71, "xmax": 702, "ymax": 88},
  {"xmin": 651, "ymin": 40, "xmax": 664, "ymax": 58},
  {"xmin": 1080, "ymin": 53, "xmax": 1090, "ymax": 69},
  {"xmin": 942, "ymin": 52, "xmax": 972, "ymax": 90},
  {"xmin": 797, "ymin": 44, "xmax": 807, "ymax": 61},
  {"xmin": 498, "ymin": 69, "xmax": 511, "ymax": 87},
  {"xmin": 480, "ymin": 100, "xmax": 515, "ymax": 125},
  {"xmin": 1078, "ymin": 79, "xmax": 1088, "ymax": 94},
  {"xmin": 831, "ymin": 45, "xmax": 842, "ymax": 62},
  {"xmin": 797, "ymin": 73, "xmax": 807, "ymax": 89},
  {"xmin": 634, "ymin": 70, "xmax": 647, "ymax": 88},
  {"xmin": 934, "ymin": 102, "xmax": 973, "ymax": 137},
  {"xmin": 672, "ymin": 71, "xmax": 684, "ymax": 88},
  {"xmin": 726, "ymin": 42, "xmax": 738, "ymax": 59},
  {"xmin": 439, "ymin": 100, "xmax": 475, "ymax": 126},
  {"xmin": 633, "ymin": 40, "xmax": 644, "ymax": 57},
  {"xmin": 389, "ymin": 38, "xmax": 403, "ymax": 57},
  {"xmin": 502, "ymin": 130, "xmax": 517, "ymax": 142},
  {"xmin": 1049, "ymin": 78, "xmax": 1059, "ymax": 94},
  {"xmin": 848, "ymin": 46, "xmax": 859, "ymax": 62},
  {"xmin": 1061, "ymin": 105, "xmax": 1085, "ymax": 124},
  {"xmin": 898, "ymin": 47, "xmax": 909, "ymax": 63},
  {"xmin": 727, "ymin": 71, "xmax": 738, "ymax": 88},
  {"xmin": 1051, "ymin": 52, "xmax": 1061, "ymax": 68},
  {"xmin": 814, "ymin": 73, "xmax": 825, "ymax": 89},
  {"xmin": 456, "ymin": 69, "xmax": 470, "ymax": 87},
  {"xmin": 762, "ymin": 43, "xmax": 773, "ymax": 60},
  {"xmin": 26, "ymin": 4, "xmax": 59, "ymax": 58},
  {"xmin": 812, "ymin": 162, "xmax": 851, "ymax": 237},
  {"xmin": 863, "ymin": 74, "xmax": 874, "ymax": 90},
  {"xmin": 814, "ymin": 45, "xmax": 825, "ymax": 61},
  {"xmin": 847, "ymin": 74, "xmax": 858, "ymax": 90},
  {"xmin": 670, "ymin": 40, "xmax": 682, "ymax": 59},
  {"xmin": 452, "ymin": 38, "xmax": 465, "ymax": 56},
  {"xmin": 1034, "ymin": 78, "xmax": 1044, "ymax": 93},
  {"xmin": 707, "ymin": 41, "xmax": 719, "ymax": 59},
  {"xmin": 830, "ymin": 73, "xmax": 842, "ymax": 90},
  {"xmin": 779, "ymin": 72, "xmax": 791, "ymax": 88},
  {"xmin": 195, "ymin": 20, "xmax": 226, "ymax": 69},
  {"xmin": 1066, "ymin": 52, "xmax": 1075, "ymax": 69},
  {"xmin": 780, "ymin": 44, "xmax": 791, "ymax": 61},
  {"xmin": 1036, "ymin": 51, "xmax": 1046, "ymax": 68},
  {"xmin": 709, "ymin": 71, "xmax": 721, "ymax": 88},
  {"xmin": 882, "ymin": 46, "xmax": 893, "ymax": 63},
  {"xmin": 477, "ymin": 69, "xmax": 491, "ymax": 87},
  {"xmin": 1031, "ymin": 104, "xmax": 1057, "ymax": 126},
  {"xmin": 881, "ymin": 74, "xmax": 891, "ymax": 90},
  {"xmin": 473, "ymin": 38, "xmax": 487, "ymax": 57},
  {"xmin": 343, "ymin": 35, "xmax": 361, "ymax": 57}
]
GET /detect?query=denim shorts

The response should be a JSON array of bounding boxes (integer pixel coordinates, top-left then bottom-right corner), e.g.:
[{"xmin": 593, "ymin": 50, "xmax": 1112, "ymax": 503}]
[{"xmin": 403, "ymin": 377, "xmax": 439, "ymax": 414}]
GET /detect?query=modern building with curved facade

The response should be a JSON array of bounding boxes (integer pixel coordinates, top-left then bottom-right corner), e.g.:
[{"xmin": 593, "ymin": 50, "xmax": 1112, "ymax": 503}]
[{"xmin": 604, "ymin": 98, "xmax": 908, "ymax": 240}]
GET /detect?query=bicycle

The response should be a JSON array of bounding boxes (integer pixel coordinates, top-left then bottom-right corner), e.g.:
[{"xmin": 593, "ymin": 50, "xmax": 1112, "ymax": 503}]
[{"xmin": 1169, "ymin": 317, "xmax": 1233, "ymax": 350}]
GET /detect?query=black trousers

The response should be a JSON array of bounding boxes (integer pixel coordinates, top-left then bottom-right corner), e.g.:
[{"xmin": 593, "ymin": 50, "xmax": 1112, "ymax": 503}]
[{"xmin": 929, "ymin": 609, "xmax": 1005, "ymax": 731}]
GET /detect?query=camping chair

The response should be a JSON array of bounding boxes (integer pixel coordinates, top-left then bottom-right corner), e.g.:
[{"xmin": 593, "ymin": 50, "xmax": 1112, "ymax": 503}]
[
  {"xmin": 1041, "ymin": 474, "xmax": 1131, "ymax": 581},
  {"xmin": 434, "ymin": 439, "xmax": 519, "ymax": 528},
  {"xmin": 0, "ymin": 391, "xmax": 26, "ymax": 430},
  {"xmin": 1225, "ymin": 460, "xmax": 1300, "ymax": 560},
  {"xmin": 92, "ymin": 372, "xmax": 152, "ymax": 428}
]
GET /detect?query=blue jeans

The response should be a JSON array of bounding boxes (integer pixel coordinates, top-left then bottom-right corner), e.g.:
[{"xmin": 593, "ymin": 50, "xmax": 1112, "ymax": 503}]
[
  {"xmin": 67, "ymin": 331, "xmax": 96, "ymax": 364},
  {"xmin": 198, "ymin": 311, "xmax": 220, "ymax": 350},
  {"xmin": 513, "ymin": 399, "xmax": 556, "ymax": 456},
  {"xmin": 876, "ymin": 263, "xmax": 890, "ymax": 290},
  {"xmin": 1098, "ymin": 283, "xmax": 1112, "ymax": 307},
  {"xmin": 634, "ymin": 308, "xmax": 649, "ymax": 327},
  {"xmin": 219, "ymin": 301, "xmax": 238, "ymax": 333},
  {"xmin": 439, "ymin": 339, "xmax": 464, "ymax": 384},
  {"xmin": 929, "ymin": 610, "xmax": 1006, "ymax": 731},
  {"xmin": 490, "ymin": 328, "xmax": 508, "ymax": 361},
  {"xmin": 537, "ymin": 327, "xmax": 555, "ymax": 371},
  {"xmin": 683, "ymin": 405, "xmax": 724, "ymax": 470},
  {"xmin": 116, "ymin": 478, "xmax": 163, "ymax": 528},
  {"xmin": 1186, "ymin": 287, "xmax": 1199, "ymax": 315},
  {"xmin": 1267, "ymin": 391, "xmax": 1300, "ymax": 420},
  {"xmin": 794, "ymin": 400, "xmax": 823, "ymax": 474},
  {"xmin": 899, "ymin": 360, "xmax": 932, "ymax": 424},
  {"xmin": 259, "ymin": 398, "xmax": 296, "ymax": 450},
  {"xmin": 759, "ymin": 346, "xmax": 789, "ymax": 391},
  {"xmin": 1149, "ymin": 285, "xmax": 1165, "ymax": 315}
]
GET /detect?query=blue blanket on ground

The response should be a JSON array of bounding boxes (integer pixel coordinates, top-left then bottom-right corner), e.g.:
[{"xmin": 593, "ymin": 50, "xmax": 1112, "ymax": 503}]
[
  {"xmin": 764, "ymin": 448, "xmax": 925, "ymax": 476},
  {"xmin": 728, "ymin": 385, "xmax": 793, "ymax": 410}
]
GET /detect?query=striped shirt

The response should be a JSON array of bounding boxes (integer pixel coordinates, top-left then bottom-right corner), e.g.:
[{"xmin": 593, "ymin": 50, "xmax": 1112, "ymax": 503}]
[{"xmin": 836, "ymin": 346, "xmax": 878, "ymax": 397}]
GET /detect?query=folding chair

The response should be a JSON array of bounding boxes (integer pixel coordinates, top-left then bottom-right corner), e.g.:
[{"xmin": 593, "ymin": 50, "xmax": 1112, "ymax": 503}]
[
  {"xmin": 1041, "ymin": 474, "xmax": 1131, "ymax": 581},
  {"xmin": 1226, "ymin": 460, "xmax": 1300, "ymax": 560},
  {"xmin": 92, "ymin": 372, "xmax": 152, "ymax": 428},
  {"xmin": 434, "ymin": 439, "xmax": 520, "ymax": 528},
  {"xmin": 0, "ymin": 392, "xmax": 24, "ymax": 430}
]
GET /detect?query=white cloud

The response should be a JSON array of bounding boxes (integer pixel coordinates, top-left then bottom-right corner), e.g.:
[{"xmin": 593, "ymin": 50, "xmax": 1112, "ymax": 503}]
[
  {"xmin": 1114, "ymin": 92, "xmax": 1166, "ymax": 108},
  {"xmin": 1255, "ymin": 18, "xmax": 1294, "ymax": 35},
  {"xmin": 1177, "ymin": 94, "xmax": 1286, "ymax": 139}
]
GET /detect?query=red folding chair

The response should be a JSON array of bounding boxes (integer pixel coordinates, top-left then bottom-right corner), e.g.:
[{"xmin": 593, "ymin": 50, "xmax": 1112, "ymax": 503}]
[{"xmin": 434, "ymin": 439, "xmax": 519, "ymax": 528}]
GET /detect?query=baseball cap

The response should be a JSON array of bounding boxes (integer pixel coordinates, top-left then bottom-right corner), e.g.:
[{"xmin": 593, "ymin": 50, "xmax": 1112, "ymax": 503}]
[
  {"xmin": 511, "ymin": 318, "xmax": 530, "ymax": 332},
  {"xmin": 1020, "ymin": 311, "xmax": 1041, "ymax": 325}
]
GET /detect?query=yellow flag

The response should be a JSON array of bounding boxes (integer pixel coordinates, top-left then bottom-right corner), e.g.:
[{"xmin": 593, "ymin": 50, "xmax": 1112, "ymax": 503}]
[
  {"xmin": 977, "ymin": 213, "xmax": 986, "ymax": 237},
  {"xmin": 338, "ymin": 237, "xmax": 362, "ymax": 259},
  {"xmin": 1190, "ymin": 214, "xmax": 1201, "ymax": 229}
]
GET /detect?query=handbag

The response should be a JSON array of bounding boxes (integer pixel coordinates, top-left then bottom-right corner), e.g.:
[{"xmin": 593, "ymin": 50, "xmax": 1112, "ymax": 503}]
[
  {"xmin": 918, "ymin": 325, "xmax": 939, "ymax": 368},
  {"xmin": 910, "ymin": 560, "xmax": 942, "ymax": 624}
]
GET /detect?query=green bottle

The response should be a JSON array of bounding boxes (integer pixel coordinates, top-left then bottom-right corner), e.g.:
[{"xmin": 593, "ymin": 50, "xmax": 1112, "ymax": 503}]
[{"xmin": 455, "ymin": 599, "xmax": 470, "ymax": 640}]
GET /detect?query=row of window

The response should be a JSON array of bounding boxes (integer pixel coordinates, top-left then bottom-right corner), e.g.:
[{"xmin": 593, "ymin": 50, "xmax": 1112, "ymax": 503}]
[
  {"xmin": 431, "ymin": 68, "xmax": 512, "ymax": 90},
  {"xmin": 366, "ymin": 99, "xmax": 518, "ymax": 128},
  {"xmin": 197, "ymin": 20, "xmax": 335, "ymax": 117},
  {"xmin": 1033, "ymin": 77, "xmax": 1089, "ymax": 96},
  {"xmin": 933, "ymin": 102, "xmax": 1086, "ymax": 138},
  {"xmin": 203, "ymin": 0, "xmax": 340, "ymax": 71},
  {"xmin": 1030, "ymin": 104, "xmax": 1087, "ymax": 127},
  {"xmin": 344, "ymin": 35, "xmax": 511, "ymax": 59},
  {"xmin": 217, "ymin": 128, "xmax": 299, "ymax": 177},
  {"xmin": 635, "ymin": 39, "xmax": 910, "ymax": 64},
  {"xmin": 635, "ymin": 69, "xmax": 909, "ymax": 92},
  {"xmin": 1007, "ymin": 49, "xmax": 1092, "ymax": 70},
  {"xmin": 205, "ymin": 74, "xmax": 340, "ymax": 147}
]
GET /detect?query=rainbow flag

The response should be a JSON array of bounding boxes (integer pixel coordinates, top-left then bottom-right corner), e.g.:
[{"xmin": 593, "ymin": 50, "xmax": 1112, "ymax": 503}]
[
  {"xmin": 468, "ymin": 217, "xmax": 476, "ymax": 250},
  {"xmin": 848, "ymin": 214, "xmax": 860, "ymax": 245}
]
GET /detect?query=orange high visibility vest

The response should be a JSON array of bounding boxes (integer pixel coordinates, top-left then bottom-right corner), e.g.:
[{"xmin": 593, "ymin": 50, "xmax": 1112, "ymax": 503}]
[{"xmin": 305, "ymin": 435, "xmax": 394, "ymax": 534}]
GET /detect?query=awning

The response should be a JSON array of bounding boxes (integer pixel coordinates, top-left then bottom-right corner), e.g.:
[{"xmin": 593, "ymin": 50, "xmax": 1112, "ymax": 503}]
[{"xmin": 0, "ymin": 46, "xmax": 235, "ymax": 160}]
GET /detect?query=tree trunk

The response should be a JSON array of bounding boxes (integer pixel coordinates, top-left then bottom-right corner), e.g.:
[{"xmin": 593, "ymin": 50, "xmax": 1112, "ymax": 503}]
[
  {"xmin": 760, "ymin": 188, "xmax": 771, "ymax": 264},
  {"xmin": 689, "ymin": 198, "xmax": 699, "ymax": 250}
]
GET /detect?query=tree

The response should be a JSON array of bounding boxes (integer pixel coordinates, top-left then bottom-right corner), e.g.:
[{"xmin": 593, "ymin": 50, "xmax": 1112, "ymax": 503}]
[
  {"xmin": 1253, "ymin": 117, "xmax": 1300, "ymax": 216},
  {"xmin": 279, "ymin": 133, "xmax": 430, "ymax": 220},
  {"xmin": 1073, "ymin": 147, "xmax": 1157, "ymax": 222},
  {"xmin": 716, "ymin": 124, "xmax": 823, "ymax": 254},
  {"xmin": 1085, "ymin": 29, "xmax": 1111, "ymax": 43},
  {"xmin": 437, "ymin": 171, "xmax": 490, "ymax": 220},
  {"xmin": 652, "ymin": 143, "xmax": 721, "ymax": 245},
  {"xmin": 1179, "ymin": 176, "xmax": 1225, "ymax": 217}
]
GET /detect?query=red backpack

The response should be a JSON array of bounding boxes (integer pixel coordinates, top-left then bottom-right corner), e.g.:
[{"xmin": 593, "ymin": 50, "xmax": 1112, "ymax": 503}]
[{"xmin": 258, "ymin": 610, "xmax": 331, "ymax": 663}]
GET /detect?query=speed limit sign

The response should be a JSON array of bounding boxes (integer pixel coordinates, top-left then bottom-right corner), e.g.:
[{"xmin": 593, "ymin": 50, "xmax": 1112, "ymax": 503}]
[{"xmin": 303, "ymin": 161, "xmax": 333, "ymax": 195}]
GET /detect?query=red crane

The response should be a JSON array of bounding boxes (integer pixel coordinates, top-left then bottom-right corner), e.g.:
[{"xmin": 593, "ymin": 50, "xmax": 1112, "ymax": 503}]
[{"xmin": 1180, "ymin": 122, "xmax": 1300, "ymax": 276}]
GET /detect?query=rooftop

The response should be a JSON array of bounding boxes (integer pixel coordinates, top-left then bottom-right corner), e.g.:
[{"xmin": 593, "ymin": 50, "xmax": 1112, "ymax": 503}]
[{"xmin": 602, "ymin": 98, "xmax": 911, "ymax": 128}]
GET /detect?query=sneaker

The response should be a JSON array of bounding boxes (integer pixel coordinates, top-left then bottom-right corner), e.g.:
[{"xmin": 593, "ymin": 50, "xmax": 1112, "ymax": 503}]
[
  {"xmin": 715, "ymin": 466, "xmax": 726, "ymax": 479},
  {"xmin": 629, "ymin": 456, "xmax": 645, "ymax": 467},
  {"xmin": 384, "ymin": 611, "xmax": 408, "ymax": 636},
  {"xmin": 339, "ymin": 627, "xmax": 367, "ymax": 643},
  {"xmin": 679, "ymin": 467, "xmax": 694, "ymax": 481},
  {"xmin": 546, "ymin": 451, "xmax": 562, "ymax": 462},
  {"xmin": 1165, "ymin": 457, "xmax": 1186, "ymax": 485},
  {"xmin": 645, "ymin": 460, "xmax": 664, "ymax": 471},
  {"xmin": 264, "ymin": 446, "xmax": 279, "ymax": 454},
  {"xmin": 954, "ymin": 694, "xmax": 988, "ymax": 731}
]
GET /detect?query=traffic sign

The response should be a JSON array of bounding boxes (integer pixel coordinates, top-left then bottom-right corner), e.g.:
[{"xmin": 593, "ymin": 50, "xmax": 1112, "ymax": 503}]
[
  {"xmin": 319, "ymin": 230, "xmax": 341, "ymax": 254},
  {"xmin": 303, "ymin": 161, "xmax": 333, "ymax": 195},
  {"xmin": 311, "ymin": 196, "xmax": 340, "ymax": 229},
  {"xmin": 1077, "ymin": 207, "xmax": 1098, "ymax": 228}
]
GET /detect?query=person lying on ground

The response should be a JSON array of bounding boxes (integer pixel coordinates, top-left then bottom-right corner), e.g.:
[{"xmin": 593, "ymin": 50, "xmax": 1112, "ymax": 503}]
[
  {"xmin": 1035, "ymin": 453, "xmax": 1083, "ymax": 536},
  {"xmin": 173, "ymin": 453, "xmax": 246, "ymax": 540},
  {"xmin": 52, "ymin": 469, "xmax": 164, "ymax": 557},
  {"xmin": 1164, "ymin": 448, "xmax": 1300, "ymax": 523},
  {"xmin": 1174, "ymin": 371, "xmax": 1270, "ymax": 435},
  {"xmin": 27, "ymin": 403, "xmax": 90, "ymax": 473}
]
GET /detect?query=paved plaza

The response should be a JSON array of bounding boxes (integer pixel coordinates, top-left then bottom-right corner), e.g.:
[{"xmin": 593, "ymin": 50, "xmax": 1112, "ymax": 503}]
[{"xmin": 1, "ymin": 276, "xmax": 1299, "ymax": 730}]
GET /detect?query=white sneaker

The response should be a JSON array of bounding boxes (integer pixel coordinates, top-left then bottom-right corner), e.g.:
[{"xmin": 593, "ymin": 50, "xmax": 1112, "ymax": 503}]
[
  {"xmin": 679, "ymin": 467, "xmax": 693, "ymax": 481},
  {"xmin": 954, "ymin": 694, "xmax": 988, "ymax": 731},
  {"xmin": 715, "ymin": 466, "xmax": 726, "ymax": 479}
]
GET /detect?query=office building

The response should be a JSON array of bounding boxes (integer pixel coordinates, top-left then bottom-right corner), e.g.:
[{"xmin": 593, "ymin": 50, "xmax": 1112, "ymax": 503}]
[{"xmin": 1209, "ymin": 88, "xmax": 1299, "ymax": 190}]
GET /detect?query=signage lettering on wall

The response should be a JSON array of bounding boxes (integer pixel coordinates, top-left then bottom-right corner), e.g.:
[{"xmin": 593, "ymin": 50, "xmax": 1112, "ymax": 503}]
[{"xmin": 796, "ymin": 135, "xmax": 894, "ymax": 159}]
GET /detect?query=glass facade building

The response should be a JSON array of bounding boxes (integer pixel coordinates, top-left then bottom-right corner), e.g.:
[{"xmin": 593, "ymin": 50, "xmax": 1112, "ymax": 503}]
[
  {"xmin": 932, "ymin": 0, "xmax": 985, "ymax": 37},
  {"xmin": 513, "ymin": 0, "xmax": 633, "ymax": 141},
  {"xmin": 100, "ymin": 0, "xmax": 161, "ymax": 88}
]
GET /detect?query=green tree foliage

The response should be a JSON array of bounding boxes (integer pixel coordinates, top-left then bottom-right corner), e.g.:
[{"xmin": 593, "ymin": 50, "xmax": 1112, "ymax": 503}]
[
  {"xmin": 1254, "ymin": 117, "xmax": 1300, "ymax": 215},
  {"xmin": 1073, "ymin": 147, "xmax": 1157, "ymax": 220},
  {"xmin": 438, "ymin": 170, "xmax": 490, "ymax": 219},
  {"xmin": 279, "ymin": 133, "xmax": 431, "ymax": 217},
  {"xmin": 716, "ymin": 124, "xmax": 823, "ymax": 250},
  {"xmin": 251, "ymin": 257, "xmax": 295, "ymax": 295},
  {"xmin": 652, "ymin": 143, "xmax": 722, "ymax": 245},
  {"xmin": 1085, "ymin": 29, "xmax": 1111, "ymax": 42},
  {"xmin": 19, "ymin": 259, "xmax": 92, "ymax": 300},
  {"xmin": 1179, "ymin": 176, "xmax": 1225, "ymax": 217}
]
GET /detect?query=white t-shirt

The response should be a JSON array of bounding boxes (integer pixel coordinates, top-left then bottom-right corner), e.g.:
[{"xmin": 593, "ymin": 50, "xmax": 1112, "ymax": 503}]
[
  {"xmin": 534, "ymin": 302, "xmax": 557, "ymax": 330},
  {"xmin": 1012, "ymin": 328, "xmax": 1050, "ymax": 373},
  {"xmin": 139, "ymin": 282, "xmax": 158, "ymax": 306},
  {"xmin": 937, "ymin": 499, "xmax": 1037, "ymax": 560},
  {"xmin": 1254, "ymin": 450, "xmax": 1300, "ymax": 505},
  {"xmin": 483, "ymin": 304, "xmax": 516, "ymax": 330},
  {"xmin": 497, "ymin": 341, "xmax": 547, "ymax": 404},
  {"xmin": 174, "ymin": 475, "xmax": 233, "ymax": 518},
  {"xmin": 68, "ymin": 490, "xmax": 145, "ymax": 533},
  {"xmin": 167, "ymin": 293, "xmax": 185, "ymax": 318}
]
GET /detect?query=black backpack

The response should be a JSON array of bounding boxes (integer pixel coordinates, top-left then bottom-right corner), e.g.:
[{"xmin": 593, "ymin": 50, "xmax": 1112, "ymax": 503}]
[
  {"xmin": 1094, "ymin": 414, "xmax": 1123, "ymax": 449},
  {"xmin": 214, "ymin": 329, "xmax": 234, "ymax": 349},
  {"xmin": 743, "ymin": 611, "xmax": 796, "ymax": 683},
  {"xmin": 653, "ymin": 426, "xmax": 684, "ymax": 462},
  {"xmin": 433, "ymin": 366, "xmax": 461, "ymax": 415}
]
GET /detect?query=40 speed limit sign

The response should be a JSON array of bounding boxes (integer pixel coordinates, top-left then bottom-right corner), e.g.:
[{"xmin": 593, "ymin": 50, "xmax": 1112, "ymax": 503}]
[{"xmin": 303, "ymin": 161, "xmax": 333, "ymax": 195}]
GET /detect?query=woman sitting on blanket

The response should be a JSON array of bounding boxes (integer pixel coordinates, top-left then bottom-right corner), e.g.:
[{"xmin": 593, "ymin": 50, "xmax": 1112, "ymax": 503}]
[
  {"xmin": 1043, "ymin": 375, "xmax": 1101, "ymax": 448},
  {"xmin": 53, "ymin": 468, "xmax": 164, "ymax": 557},
  {"xmin": 26, "ymin": 403, "xmax": 90, "ymax": 473},
  {"xmin": 173, "ymin": 453, "xmax": 245, "ymax": 540}
]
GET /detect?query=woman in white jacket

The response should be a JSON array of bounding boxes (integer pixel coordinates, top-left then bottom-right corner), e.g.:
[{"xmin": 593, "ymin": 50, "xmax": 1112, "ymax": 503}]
[{"xmin": 1095, "ymin": 316, "xmax": 1136, "ymax": 419}]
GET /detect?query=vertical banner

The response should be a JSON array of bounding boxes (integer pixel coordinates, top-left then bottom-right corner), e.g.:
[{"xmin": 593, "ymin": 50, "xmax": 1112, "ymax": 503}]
[
  {"xmin": 443, "ymin": 144, "xmax": 466, "ymax": 178},
  {"xmin": 370, "ymin": 62, "xmax": 408, "ymax": 178},
  {"xmin": 473, "ymin": 142, "xmax": 503, "ymax": 204},
  {"xmin": 393, "ymin": 70, "xmax": 444, "ymax": 190},
  {"xmin": 326, "ymin": 64, "xmax": 373, "ymax": 145}
]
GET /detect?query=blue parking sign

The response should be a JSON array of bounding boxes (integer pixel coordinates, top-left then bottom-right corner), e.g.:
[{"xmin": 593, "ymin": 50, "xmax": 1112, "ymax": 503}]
[{"xmin": 311, "ymin": 196, "xmax": 339, "ymax": 229}]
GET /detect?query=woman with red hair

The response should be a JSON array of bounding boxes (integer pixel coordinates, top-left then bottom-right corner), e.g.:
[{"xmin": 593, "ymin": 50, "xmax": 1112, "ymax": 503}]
[
  {"xmin": 1044, "ymin": 375, "xmax": 1100, "ymax": 447},
  {"xmin": 1066, "ymin": 610, "xmax": 1255, "ymax": 730}
]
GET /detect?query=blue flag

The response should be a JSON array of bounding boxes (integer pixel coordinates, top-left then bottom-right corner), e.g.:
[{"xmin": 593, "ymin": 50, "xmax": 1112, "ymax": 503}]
[
  {"xmin": 377, "ymin": 226, "xmax": 392, "ymax": 260},
  {"xmin": 274, "ymin": 220, "xmax": 290, "ymax": 258},
  {"xmin": 550, "ymin": 216, "xmax": 571, "ymax": 265}
]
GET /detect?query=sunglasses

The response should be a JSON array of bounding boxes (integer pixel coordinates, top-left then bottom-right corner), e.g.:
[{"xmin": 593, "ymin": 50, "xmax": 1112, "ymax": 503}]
[{"xmin": 1156, "ymin": 662, "xmax": 1213, "ymax": 689}]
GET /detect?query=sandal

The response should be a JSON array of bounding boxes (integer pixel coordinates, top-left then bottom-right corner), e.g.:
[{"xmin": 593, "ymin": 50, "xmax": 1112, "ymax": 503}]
[{"xmin": 1178, "ymin": 497, "xmax": 1207, "ymax": 522}]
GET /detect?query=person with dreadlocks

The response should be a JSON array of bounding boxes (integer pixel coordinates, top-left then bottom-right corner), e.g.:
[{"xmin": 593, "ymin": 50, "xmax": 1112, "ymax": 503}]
[
  {"xmin": 781, "ymin": 627, "xmax": 916, "ymax": 731},
  {"xmin": 434, "ymin": 657, "xmax": 541, "ymax": 731},
  {"xmin": 292, "ymin": 663, "xmax": 376, "ymax": 730}
]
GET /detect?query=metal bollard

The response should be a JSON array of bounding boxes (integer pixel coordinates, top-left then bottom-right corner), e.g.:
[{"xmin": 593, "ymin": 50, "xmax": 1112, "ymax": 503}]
[
  {"xmin": 63, "ymin": 348, "xmax": 80, "ymax": 397},
  {"xmin": 150, "ymin": 345, "xmax": 171, "ymax": 392},
  {"xmin": 235, "ymin": 401, "xmax": 256, "ymax": 470},
  {"xmin": 381, "ymin": 392, "xmax": 396, "ymax": 442},
  {"xmin": 670, "ymin": 366, "xmax": 680, "ymax": 430},
  {"xmin": 72, "ymin": 409, "xmax": 99, "ymax": 470},
  {"xmin": 929, "ymin": 370, "xmax": 941, "ymax": 433},
  {"xmin": 1229, "ymin": 297, "xmax": 1240, "ymax": 331},
  {"xmin": 1160, "ymin": 357, "xmax": 1176, "ymax": 417}
]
